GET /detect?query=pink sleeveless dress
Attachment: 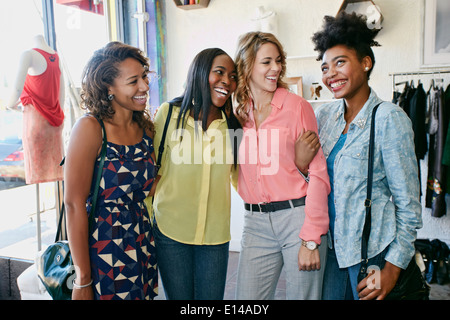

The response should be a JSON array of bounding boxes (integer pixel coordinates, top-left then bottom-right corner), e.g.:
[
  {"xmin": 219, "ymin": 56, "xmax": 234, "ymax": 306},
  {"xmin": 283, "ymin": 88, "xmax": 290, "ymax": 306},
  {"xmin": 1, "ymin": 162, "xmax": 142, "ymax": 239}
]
[{"xmin": 20, "ymin": 48, "xmax": 64, "ymax": 184}]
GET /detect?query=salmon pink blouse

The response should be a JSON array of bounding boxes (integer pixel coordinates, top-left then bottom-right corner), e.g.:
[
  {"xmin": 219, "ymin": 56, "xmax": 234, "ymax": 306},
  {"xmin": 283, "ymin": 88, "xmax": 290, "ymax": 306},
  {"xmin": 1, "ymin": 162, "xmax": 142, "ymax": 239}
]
[{"xmin": 237, "ymin": 87, "xmax": 330, "ymax": 244}]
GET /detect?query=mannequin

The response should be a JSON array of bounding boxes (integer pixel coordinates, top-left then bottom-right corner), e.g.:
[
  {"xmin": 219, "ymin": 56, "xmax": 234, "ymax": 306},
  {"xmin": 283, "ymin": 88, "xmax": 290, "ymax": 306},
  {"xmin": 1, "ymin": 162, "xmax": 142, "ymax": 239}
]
[
  {"xmin": 7, "ymin": 34, "xmax": 65, "ymax": 184},
  {"xmin": 7, "ymin": 35, "xmax": 66, "ymax": 248},
  {"xmin": 252, "ymin": 6, "xmax": 278, "ymax": 36}
]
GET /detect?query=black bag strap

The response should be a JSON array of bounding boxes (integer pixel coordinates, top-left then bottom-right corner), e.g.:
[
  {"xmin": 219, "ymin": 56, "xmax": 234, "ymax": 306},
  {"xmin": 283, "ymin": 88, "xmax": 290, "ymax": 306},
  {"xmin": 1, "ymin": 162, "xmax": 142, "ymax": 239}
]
[
  {"xmin": 55, "ymin": 117, "xmax": 107, "ymax": 242},
  {"xmin": 151, "ymin": 103, "xmax": 173, "ymax": 208},
  {"xmin": 359, "ymin": 102, "xmax": 381, "ymax": 275},
  {"xmin": 156, "ymin": 103, "xmax": 173, "ymax": 168}
]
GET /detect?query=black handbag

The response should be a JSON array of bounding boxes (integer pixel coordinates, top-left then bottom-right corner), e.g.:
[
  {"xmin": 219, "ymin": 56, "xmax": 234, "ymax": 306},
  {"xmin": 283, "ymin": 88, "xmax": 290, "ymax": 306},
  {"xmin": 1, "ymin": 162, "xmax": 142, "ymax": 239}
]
[
  {"xmin": 36, "ymin": 118, "xmax": 107, "ymax": 300},
  {"xmin": 357, "ymin": 103, "xmax": 429, "ymax": 300}
]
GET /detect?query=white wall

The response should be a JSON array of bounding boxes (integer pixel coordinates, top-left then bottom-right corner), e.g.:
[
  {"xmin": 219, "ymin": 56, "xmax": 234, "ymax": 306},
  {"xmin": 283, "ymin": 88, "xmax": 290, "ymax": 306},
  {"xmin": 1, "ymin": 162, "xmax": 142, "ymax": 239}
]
[{"xmin": 163, "ymin": 0, "xmax": 450, "ymax": 250}]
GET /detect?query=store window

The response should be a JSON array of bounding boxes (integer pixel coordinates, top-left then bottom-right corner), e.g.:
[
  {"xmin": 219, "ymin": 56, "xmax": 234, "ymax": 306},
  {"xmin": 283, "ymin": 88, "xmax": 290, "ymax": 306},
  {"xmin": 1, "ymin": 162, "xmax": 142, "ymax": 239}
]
[
  {"xmin": 0, "ymin": 0, "xmax": 165, "ymax": 261},
  {"xmin": 0, "ymin": 0, "xmax": 108, "ymax": 260}
]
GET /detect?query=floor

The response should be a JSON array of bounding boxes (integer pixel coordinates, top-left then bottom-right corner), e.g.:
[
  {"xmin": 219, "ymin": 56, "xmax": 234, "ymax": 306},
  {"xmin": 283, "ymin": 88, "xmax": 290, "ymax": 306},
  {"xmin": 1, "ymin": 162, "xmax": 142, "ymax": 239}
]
[{"xmin": 155, "ymin": 251, "xmax": 450, "ymax": 300}]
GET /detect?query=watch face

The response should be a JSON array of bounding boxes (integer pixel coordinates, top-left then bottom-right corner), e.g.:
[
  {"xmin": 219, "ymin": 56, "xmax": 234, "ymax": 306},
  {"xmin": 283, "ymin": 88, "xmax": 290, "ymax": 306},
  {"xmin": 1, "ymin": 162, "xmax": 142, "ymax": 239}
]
[{"xmin": 307, "ymin": 241, "xmax": 317, "ymax": 250}]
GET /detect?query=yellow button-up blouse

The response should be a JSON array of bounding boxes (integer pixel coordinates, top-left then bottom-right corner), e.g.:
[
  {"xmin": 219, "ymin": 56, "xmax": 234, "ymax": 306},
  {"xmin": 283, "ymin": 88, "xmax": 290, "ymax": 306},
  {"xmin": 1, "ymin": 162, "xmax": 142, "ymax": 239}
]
[{"xmin": 145, "ymin": 102, "xmax": 238, "ymax": 245}]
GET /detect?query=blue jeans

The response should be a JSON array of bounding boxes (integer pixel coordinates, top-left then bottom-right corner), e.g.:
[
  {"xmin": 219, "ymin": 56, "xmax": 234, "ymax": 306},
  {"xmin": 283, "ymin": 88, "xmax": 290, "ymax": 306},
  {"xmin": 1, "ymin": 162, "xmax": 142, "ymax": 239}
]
[
  {"xmin": 322, "ymin": 246, "xmax": 388, "ymax": 300},
  {"xmin": 152, "ymin": 223, "xmax": 229, "ymax": 300}
]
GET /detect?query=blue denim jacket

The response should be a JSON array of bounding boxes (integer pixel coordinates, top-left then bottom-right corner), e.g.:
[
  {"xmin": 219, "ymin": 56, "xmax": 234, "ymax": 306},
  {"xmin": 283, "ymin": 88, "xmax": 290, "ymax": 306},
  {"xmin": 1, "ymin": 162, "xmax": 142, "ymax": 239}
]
[{"xmin": 315, "ymin": 89, "xmax": 422, "ymax": 269}]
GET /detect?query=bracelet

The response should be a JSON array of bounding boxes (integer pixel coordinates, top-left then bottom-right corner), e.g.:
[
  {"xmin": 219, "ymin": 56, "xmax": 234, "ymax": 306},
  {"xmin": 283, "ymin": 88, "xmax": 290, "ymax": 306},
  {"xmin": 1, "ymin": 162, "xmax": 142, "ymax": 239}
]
[{"xmin": 72, "ymin": 279, "xmax": 93, "ymax": 289}]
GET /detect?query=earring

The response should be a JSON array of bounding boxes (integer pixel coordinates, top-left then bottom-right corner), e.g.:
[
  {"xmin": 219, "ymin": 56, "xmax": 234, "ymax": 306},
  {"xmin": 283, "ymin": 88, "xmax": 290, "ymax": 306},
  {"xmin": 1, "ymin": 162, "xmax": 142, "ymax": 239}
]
[
  {"xmin": 365, "ymin": 67, "xmax": 369, "ymax": 71},
  {"xmin": 108, "ymin": 94, "xmax": 114, "ymax": 101}
]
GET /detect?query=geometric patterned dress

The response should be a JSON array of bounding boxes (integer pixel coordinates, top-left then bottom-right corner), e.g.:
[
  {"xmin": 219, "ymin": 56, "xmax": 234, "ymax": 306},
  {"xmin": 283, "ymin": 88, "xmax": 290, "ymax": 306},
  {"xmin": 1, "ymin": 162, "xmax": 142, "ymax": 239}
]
[{"xmin": 86, "ymin": 130, "xmax": 158, "ymax": 300}]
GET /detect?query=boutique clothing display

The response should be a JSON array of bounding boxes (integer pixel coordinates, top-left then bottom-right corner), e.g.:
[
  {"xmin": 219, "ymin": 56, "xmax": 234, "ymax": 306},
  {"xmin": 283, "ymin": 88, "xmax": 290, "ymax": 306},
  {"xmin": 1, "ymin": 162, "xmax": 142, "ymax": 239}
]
[
  {"xmin": 426, "ymin": 86, "xmax": 447, "ymax": 217},
  {"xmin": 19, "ymin": 48, "xmax": 65, "ymax": 184},
  {"xmin": 20, "ymin": 48, "xmax": 64, "ymax": 127},
  {"xmin": 393, "ymin": 81, "xmax": 450, "ymax": 217},
  {"xmin": 87, "ymin": 129, "xmax": 158, "ymax": 300},
  {"xmin": 441, "ymin": 86, "xmax": 450, "ymax": 190}
]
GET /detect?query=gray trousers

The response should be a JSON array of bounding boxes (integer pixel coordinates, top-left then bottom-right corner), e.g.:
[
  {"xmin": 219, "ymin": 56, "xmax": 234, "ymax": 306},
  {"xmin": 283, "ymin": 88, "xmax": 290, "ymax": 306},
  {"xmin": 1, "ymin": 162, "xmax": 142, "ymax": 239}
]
[{"xmin": 236, "ymin": 203, "xmax": 327, "ymax": 300}]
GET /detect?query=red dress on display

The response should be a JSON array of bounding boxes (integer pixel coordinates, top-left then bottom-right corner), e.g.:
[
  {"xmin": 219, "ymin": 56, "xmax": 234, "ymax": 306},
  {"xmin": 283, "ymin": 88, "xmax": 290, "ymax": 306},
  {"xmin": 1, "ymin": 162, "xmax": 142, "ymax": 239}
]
[{"xmin": 20, "ymin": 48, "xmax": 64, "ymax": 184}]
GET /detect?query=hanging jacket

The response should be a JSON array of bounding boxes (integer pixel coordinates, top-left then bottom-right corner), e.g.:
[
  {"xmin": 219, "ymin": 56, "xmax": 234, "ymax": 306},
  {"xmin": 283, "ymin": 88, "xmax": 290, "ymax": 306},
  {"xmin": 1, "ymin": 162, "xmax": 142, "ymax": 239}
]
[
  {"xmin": 441, "ymin": 84, "xmax": 450, "ymax": 192},
  {"xmin": 409, "ymin": 82, "xmax": 428, "ymax": 160},
  {"xmin": 425, "ymin": 86, "xmax": 447, "ymax": 217}
]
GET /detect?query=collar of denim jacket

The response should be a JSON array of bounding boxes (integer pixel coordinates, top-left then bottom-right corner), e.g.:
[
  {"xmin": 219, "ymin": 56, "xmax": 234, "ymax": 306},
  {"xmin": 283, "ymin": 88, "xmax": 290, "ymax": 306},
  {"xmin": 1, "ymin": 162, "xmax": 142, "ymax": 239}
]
[{"xmin": 337, "ymin": 88, "xmax": 383, "ymax": 130}]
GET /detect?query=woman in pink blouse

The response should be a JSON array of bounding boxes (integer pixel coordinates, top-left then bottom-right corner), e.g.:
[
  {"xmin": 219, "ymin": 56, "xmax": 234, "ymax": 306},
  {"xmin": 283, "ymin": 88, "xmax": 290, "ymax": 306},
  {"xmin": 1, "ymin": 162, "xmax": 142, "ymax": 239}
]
[{"xmin": 234, "ymin": 31, "xmax": 330, "ymax": 299}]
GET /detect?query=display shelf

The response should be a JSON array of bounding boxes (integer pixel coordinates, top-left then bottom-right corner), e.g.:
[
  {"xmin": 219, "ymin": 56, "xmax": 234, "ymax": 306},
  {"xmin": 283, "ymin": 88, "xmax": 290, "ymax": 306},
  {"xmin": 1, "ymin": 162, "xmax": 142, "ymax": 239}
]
[{"xmin": 173, "ymin": 0, "xmax": 210, "ymax": 10}]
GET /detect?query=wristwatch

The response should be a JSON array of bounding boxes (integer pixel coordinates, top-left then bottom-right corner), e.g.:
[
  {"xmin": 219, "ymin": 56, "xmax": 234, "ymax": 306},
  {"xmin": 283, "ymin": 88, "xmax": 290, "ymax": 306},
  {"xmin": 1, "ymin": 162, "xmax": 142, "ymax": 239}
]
[{"xmin": 302, "ymin": 240, "xmax": 318, "ymax": 250}]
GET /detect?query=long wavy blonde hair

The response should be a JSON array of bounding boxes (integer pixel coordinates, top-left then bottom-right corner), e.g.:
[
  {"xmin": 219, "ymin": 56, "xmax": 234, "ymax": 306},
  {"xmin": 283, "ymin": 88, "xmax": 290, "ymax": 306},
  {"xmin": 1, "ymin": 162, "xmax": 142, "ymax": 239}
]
[{"xmin": 234, "ymin": 31, "xmax": 289, "ymax": 125}]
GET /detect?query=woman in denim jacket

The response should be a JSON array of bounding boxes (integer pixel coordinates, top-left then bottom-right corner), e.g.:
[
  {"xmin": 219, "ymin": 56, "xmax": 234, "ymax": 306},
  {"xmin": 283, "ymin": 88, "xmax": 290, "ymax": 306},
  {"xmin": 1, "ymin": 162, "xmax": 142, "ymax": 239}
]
[{"xmin": 307, "ymin": 12, "xmax": 422, "ymax": 300}]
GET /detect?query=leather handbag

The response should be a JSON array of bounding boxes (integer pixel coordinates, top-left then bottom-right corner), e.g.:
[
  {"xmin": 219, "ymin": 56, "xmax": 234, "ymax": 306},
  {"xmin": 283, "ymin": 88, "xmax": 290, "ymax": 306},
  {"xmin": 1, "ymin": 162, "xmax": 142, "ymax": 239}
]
[
  {"xmin": 36, "ymin": 117, "xmax": 107, "ymax": 300},
  {"xmin": 357, "ymin": 104, "xmax": 429, "ymax": 300}
]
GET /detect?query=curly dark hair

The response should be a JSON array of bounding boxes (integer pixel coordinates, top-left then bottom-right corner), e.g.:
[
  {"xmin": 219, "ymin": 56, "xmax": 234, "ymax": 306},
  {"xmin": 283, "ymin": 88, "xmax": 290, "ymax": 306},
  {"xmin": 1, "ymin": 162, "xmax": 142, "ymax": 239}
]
[
  {"xmin": 80, "ymin": 41, "xmax": 153, "ymax": 131},
  {"xmin": 311, "ymin": 12, "xmax": 381, "ymax": 79}
]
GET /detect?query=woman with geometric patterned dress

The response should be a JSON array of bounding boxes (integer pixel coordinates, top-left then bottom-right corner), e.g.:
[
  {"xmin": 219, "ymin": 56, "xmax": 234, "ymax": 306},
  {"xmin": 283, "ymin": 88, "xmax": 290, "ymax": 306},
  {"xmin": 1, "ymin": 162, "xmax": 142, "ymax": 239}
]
[{"xmin": 64, "ymin": 42, "xmax": 158, "ymax": 300}]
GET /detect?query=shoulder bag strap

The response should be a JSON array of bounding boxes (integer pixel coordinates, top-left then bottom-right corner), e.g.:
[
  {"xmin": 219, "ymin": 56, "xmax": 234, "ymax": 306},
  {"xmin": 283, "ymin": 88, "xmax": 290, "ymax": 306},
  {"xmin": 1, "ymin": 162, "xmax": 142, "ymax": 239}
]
[
  {"xmin": 156, "ymin": 103, "xmax": 173, "ymax": 168},
  {"xmin": 89, "ymin": 118, "xmax": 107, "ymax": 232},
  {"xmin": 151, "ymin": 103, "xmax": 173, "ymax": 207},
  {"xmin": 359, "ymin": 102, "xmax": 381, "ymax": 275},
  {"xmin": 55, "ymin": 117, "xmax": 107, "ymax": 242}
]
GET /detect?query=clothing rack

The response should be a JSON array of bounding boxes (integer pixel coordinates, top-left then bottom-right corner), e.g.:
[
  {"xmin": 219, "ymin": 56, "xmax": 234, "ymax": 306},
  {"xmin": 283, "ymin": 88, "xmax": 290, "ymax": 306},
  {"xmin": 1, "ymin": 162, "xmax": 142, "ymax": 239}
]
[{"xmin": 389, "ymin": 70, "xmax": 450, "ymax": 90}]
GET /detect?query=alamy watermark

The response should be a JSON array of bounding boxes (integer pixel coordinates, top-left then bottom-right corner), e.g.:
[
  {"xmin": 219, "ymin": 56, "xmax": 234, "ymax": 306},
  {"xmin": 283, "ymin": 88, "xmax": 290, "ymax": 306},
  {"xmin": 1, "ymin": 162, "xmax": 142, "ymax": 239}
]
[
  {"xmin": 364, "ymin": 265, "xmax": 382, "ymax": 290},
  {"xmin": 167, "ymin": 122, "xmax": 281, "ymax": 175}
]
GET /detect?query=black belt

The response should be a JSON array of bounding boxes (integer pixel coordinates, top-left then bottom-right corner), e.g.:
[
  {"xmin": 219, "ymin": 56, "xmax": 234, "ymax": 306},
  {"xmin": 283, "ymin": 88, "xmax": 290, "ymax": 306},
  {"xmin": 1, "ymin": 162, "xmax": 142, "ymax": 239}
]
[{"xmin": 244, "ymin": 197, "xmax": 306, "ymax": 213}]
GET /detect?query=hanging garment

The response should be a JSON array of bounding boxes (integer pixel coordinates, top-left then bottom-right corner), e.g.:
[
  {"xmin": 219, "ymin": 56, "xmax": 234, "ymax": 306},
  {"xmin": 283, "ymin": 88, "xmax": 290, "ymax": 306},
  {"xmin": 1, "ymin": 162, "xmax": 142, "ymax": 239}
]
[
  {"xmin": 398, "ymin": 82, "xmax": 416, "ymax": 117},
  {"xmin": 392, "ymin": 88, "xmax": 401, "ymax": 104},
  {"xmin": 425, "ymin": 86, "xmax": 447, "ymax": 217},
  {"xmin": 22, "ymin": 104, "xmax": 64, "ymax": 184},
  {"xmin": 19, "ymin": 48, "xmax": 65, "ymax": 184},
  {"xmin": 441, "ymin": 84, "xmax": 450, "ymax": 192},
  {"xmin": 409, "ymin": 82, "xmax": 428, "ymax": 160},
  {"xmin": 20, "ymin": 48, "xmax": 64, "ymax": 127}
]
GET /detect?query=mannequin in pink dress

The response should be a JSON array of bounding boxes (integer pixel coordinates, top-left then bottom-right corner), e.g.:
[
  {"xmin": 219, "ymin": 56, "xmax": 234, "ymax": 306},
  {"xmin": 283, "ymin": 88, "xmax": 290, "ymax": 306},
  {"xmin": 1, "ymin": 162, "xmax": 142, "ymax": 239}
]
[
  {"xmin": 7, "ymin": 34, "xmax": 65, "ymax": 185},
  {"xmin": 7, "ymin": 35, "xmax": 66, "ymax": 249}
]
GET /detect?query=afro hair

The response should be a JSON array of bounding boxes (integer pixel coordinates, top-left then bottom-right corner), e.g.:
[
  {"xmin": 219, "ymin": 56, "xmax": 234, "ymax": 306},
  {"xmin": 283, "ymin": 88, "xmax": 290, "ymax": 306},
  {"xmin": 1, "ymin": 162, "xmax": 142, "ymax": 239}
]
[{"xmin": 311, "ymin": 11, "xmax": 381, "ymax": 76}]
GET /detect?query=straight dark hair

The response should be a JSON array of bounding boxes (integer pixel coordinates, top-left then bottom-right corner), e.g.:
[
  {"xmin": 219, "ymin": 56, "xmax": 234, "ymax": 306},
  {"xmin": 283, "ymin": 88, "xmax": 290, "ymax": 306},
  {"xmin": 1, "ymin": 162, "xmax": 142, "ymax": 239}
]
[
  {"xmin": 170, "ymin": 48, "xmax": 241, "ymax": 167},
  {"xmin": 170, "ymin": 48, "xmax": 240, "ymax": 133}
]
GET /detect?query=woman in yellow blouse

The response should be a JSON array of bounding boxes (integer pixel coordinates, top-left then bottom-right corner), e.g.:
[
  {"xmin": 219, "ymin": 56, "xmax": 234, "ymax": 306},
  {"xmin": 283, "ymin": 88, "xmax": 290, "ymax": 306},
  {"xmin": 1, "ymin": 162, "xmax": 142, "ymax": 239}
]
[{"xmin": 145, "ymin": 48, "xmax": 240, "ymax": 299}]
